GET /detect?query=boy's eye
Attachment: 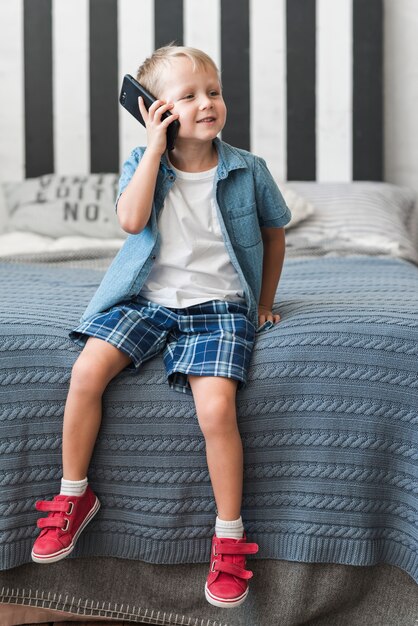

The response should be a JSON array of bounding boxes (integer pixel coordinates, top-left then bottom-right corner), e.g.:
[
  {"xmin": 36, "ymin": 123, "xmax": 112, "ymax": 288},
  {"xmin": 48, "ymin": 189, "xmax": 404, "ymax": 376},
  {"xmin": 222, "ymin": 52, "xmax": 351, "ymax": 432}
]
[{"xmin": 183, "ymin": 94, "xmax": 194, "ymax": 100}]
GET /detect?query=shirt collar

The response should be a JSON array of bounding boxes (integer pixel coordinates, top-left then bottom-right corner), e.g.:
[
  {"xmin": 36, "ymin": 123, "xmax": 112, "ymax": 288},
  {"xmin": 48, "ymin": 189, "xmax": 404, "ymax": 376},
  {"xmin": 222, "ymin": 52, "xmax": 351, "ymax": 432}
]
[
  {"xmin": 161, "ymin": 137, "xmax": 248, "ymax": 180},
  {"xmin": 214, "ymin": 138, "xmax": 248, "ymax": 179}
]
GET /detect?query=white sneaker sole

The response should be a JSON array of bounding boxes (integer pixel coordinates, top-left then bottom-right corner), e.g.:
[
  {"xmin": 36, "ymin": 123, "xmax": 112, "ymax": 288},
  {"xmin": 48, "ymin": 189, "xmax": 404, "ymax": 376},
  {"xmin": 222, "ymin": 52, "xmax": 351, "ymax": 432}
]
[
  {"xmin": 31, "ymin": 497, "xmax": 100, "ymax": 564},
  {"xmin": 205, "ymin": 583, "xmax": 249, "ymax": 608}
]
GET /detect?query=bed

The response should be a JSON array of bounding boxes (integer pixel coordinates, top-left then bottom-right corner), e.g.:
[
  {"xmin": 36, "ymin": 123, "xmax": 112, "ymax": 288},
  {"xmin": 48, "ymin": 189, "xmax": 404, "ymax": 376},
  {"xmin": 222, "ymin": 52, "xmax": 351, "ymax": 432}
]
[{"xmin": 0, "ymin": 177, "xmax": 417, "ymax": 625}]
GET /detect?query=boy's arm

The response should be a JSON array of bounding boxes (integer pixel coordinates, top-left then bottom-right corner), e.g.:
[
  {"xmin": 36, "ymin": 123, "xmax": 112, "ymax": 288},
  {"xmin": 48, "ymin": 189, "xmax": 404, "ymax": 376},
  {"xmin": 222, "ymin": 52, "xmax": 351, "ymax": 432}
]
[
  {"xmin": 258, "ymin": 227, "xmax": 286, "ymax": 326},
  {"xmin": 116, "ymin": 148, "xmax": 162, "ymax": 234},
  {"xmin": 117, "ymin": 97, "xmax": 179, "ymax": 234}
]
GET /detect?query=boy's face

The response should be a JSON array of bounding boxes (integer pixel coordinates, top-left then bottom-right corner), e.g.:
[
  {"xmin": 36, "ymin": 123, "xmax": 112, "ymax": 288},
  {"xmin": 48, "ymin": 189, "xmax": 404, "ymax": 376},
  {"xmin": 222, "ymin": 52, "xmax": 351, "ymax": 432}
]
[{"xmin": 159, "ymin": 57, "xmax": 227, "ymax": 144}]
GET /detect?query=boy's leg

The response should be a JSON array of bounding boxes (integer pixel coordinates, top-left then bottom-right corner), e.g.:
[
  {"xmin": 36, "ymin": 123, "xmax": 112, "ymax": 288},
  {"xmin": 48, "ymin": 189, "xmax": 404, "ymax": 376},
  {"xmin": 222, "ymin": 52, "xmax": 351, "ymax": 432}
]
[
  {"xmin": 32, "ymin": 337, "xmax": 131, "ymax": 564},
  {"xmin": 187, "ymin": 375, "xmax": 242, "ymax": 520},
  {"xmin": 62, "ymin": 337, "xmax": 132, "ymax": 480},
  {"xmin": 188, "ymin": 374, "xmax": 259, "ymax": 608}
]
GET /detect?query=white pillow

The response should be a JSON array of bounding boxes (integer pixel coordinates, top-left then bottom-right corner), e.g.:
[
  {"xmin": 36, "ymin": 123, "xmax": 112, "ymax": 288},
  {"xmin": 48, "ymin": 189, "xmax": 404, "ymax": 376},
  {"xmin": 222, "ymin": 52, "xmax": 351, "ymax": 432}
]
[
  {"xmin": 3, "ymin": 174, "xmax": 125, "ymax": 239},
  {"xmin": 0, "ymin": 231, "xmax": 124, "ymax": 257},
  {"xmin": 0, "ymin": 184, "xmax": 8, "ymax": 234},
  {"xmin": 279, "ymin": 184, "xmax": 315, "ymax": 228},
  {"xmin": 284, "ymin": 182, "xmax": 418, "ymax": 264}
]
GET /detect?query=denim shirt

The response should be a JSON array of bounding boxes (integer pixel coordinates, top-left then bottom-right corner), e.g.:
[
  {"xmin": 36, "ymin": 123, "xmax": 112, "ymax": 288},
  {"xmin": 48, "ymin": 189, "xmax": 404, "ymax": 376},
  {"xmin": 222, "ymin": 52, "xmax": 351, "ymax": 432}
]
[{"xmin": 80, "ymin": 138, "xmax": 291, "ymax": 329}]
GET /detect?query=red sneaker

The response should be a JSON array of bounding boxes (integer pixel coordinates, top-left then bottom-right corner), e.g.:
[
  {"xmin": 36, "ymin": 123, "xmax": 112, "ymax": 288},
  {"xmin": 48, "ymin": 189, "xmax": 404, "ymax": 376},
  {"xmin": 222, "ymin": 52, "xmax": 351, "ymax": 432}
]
[
  {"xmin": 31, "ymin": 486, "xmax": 100, "ymax": 564},
  {"xmin": 205, "ymin": 534, "xmax": 259, "ymax": 608}
]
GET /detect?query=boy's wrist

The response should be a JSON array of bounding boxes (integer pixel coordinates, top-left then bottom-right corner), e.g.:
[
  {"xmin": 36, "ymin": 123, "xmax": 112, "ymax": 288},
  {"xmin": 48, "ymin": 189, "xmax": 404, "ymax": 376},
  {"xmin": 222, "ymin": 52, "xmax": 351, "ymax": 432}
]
[{"xmin": 144, "ymin": 146, "xmax": 164, "ymax": 161}]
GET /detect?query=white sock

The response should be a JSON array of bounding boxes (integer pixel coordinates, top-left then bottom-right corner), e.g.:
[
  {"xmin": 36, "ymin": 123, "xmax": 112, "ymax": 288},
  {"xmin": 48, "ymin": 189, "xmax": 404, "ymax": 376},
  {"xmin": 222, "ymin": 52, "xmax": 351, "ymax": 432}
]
[
  {"xmin": 215, "ymin": 516, "xmax": 244, "ymax": 539},
  {"xmin": 60, "ymin": 477, "xmax": 88, "ymax": 497}
]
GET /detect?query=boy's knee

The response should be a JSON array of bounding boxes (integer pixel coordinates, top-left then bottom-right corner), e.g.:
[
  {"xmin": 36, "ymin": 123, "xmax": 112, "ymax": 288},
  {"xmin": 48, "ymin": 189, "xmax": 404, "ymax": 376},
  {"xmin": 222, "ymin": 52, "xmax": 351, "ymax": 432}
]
[
  {"xmin": 70, "ymin": 338, "xmax": 131, "ymax": 394},
  {"xmin": 196, "ymin": 394, "xmax": 237, "ymax": 437},
  {"xmin": 70, "ymin": 351, "xmax": 107, "ymax": 394}
]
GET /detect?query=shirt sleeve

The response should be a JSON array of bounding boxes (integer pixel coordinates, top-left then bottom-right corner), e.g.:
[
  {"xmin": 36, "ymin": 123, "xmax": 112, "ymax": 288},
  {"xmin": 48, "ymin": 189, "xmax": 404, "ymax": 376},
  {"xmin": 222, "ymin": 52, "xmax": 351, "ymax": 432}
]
[
  {"xmin": 114, "ymin": 148, "xmax": 142, "ymax": 211},
  {"xmin": 254, "ymin": 157, "xmax": 292, "ymax": 228}
]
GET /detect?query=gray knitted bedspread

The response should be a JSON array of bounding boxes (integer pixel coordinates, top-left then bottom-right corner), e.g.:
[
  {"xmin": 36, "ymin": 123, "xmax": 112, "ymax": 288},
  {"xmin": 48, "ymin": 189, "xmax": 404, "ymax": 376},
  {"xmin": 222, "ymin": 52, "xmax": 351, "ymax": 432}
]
[{"xmin": 1, "ymin": 256, "xmax": 417, "ymax": 583}]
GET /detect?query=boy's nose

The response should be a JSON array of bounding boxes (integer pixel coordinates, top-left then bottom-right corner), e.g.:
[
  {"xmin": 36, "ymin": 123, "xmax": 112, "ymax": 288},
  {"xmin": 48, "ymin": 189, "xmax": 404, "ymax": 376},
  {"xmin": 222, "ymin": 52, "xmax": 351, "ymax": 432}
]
[{"xmin": 199, "ymin": 97, "xmax": 213, "ymax": 109}]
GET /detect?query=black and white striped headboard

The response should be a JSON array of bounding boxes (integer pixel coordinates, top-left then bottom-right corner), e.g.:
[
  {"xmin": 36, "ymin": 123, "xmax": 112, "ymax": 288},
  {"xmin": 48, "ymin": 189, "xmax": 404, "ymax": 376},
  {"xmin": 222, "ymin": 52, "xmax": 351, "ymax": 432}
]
[{"xmin": 1, "ymin": 0, "xmax": 382, "ymax": 182}]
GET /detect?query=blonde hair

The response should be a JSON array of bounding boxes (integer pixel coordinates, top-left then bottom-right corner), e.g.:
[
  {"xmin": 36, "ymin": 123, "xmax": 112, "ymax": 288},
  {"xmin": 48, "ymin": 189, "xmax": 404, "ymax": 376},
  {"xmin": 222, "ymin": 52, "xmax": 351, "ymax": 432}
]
[{"xmin": 136, "ymin": 44, "xmax": 221, "ymax": 97}]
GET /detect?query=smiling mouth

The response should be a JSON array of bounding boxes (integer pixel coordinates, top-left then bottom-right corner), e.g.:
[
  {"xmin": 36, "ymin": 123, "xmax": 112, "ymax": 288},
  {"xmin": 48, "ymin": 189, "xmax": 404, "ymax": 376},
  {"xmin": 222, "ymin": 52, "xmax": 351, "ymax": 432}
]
[{"xmin": 197, "ymin": 117, "xmax": 216, "ymax": 123}]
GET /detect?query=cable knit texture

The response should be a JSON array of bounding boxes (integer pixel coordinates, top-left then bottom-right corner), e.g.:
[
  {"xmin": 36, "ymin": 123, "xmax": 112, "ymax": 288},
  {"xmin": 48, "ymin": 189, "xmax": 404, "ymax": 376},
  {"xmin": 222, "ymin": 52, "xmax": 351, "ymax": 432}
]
[{"xmin": 0, "ymin": 257, "xmax": 417, "ymax": 583}]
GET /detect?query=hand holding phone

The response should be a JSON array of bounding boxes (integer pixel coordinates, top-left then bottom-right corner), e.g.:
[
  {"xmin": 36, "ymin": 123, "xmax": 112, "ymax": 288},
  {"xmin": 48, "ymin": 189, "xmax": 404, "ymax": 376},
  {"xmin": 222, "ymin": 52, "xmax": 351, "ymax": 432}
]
[{"xmin": 119, "ymin": 74, "xmax": 180, "ymax": 151}]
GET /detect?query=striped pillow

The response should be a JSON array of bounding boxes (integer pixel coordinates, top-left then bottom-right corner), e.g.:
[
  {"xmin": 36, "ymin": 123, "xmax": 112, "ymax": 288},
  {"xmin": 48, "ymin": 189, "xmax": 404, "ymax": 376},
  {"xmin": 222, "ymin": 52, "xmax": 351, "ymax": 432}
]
[{"xmin": 284, "ymin": 182, "xmax": 418, "ymax": 264}]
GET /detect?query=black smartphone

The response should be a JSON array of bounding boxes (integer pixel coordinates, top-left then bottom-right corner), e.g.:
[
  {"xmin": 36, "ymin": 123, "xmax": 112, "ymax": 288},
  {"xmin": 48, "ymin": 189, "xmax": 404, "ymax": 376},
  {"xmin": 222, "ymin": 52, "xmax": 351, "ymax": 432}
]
[{"xmin": 119, "ymin": 74, "xmax": 179, "ymax": 151}]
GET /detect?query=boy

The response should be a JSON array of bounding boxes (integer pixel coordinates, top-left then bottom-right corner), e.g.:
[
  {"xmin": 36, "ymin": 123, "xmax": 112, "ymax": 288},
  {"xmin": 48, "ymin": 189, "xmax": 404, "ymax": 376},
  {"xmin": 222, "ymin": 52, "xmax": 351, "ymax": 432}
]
[{"xmin": 32, "ymin": 45, "xmax": 291, "ymax": 609}]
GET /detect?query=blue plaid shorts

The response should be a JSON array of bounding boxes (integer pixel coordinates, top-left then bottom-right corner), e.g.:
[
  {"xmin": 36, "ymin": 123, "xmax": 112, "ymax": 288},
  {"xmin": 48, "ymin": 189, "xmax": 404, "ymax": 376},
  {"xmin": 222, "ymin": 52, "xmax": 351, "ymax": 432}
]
[{"xmin": 70, "ymin": 296, "xmax": 256, "ymax": 395}]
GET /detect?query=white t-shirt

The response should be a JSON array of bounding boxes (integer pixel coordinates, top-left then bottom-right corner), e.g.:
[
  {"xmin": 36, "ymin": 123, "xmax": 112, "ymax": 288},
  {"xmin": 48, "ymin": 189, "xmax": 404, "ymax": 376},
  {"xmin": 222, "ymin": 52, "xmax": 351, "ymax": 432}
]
[{"xmin": 140, "ymin": 163, "xmax": 245, "ymax": 308}]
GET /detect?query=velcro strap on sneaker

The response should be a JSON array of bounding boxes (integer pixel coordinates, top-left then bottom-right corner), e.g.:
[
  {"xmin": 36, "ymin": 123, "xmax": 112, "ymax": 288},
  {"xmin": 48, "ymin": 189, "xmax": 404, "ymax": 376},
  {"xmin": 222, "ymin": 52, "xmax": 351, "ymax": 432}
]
[
  {"xmin": 35, "ymin": 500, "xmax": 72, "ymax": 513},
  {"xmin": 214, "ymin": 560, "xmax": 253, "ymax": 580},
  {"xmin": 215, "ymin": 542, "xmax": 259, "ymax": 556},
  {"xmin": 37, "ymin": 517, "xmax": 66, "ymax": 530}
]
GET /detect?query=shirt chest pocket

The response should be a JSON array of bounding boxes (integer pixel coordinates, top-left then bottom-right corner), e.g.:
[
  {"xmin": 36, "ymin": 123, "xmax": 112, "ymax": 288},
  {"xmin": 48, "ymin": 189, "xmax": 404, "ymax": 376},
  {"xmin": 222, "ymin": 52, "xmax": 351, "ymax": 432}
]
[{"xmin": 229, "ymin": 204, "xmax": 262, "ymax": 248}]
